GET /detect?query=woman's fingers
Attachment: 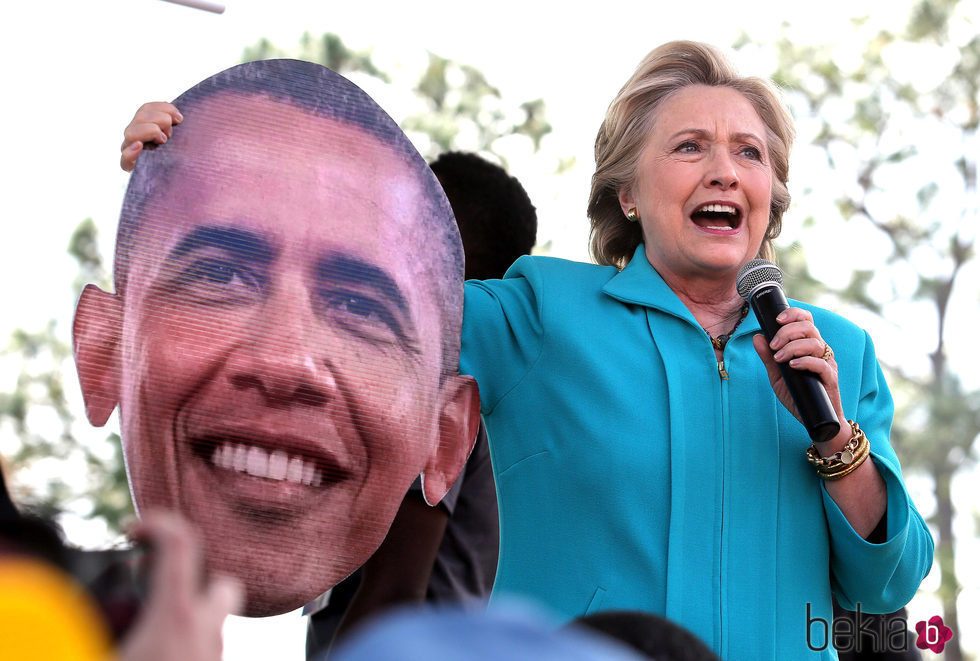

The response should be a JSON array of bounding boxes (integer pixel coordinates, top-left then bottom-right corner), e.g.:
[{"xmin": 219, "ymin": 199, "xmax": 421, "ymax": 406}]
[
  {"xmin": 120, "ymin": 140, "xmax": 144, "ymax": 172},
  {"xmin": 753, "ymin": 332, "xmax": 784, "ymax": 383},
  {"xmin": 766, "ymin": 308, "xmax": 834, "ymax": 366},
  {"xmin": 753, "ymin": 307, "xmax": 846, "ymax": 429},
  {"xmin": 772, "ymin": 336, "xmax": 829, "ymax": 364},
  {"xmin": 120, "ymin": 102, "xmax": 183, "ymax": 172},
  {"xmin": 767, "ymin": 308, "xmax": 814, "ymax": 349}
]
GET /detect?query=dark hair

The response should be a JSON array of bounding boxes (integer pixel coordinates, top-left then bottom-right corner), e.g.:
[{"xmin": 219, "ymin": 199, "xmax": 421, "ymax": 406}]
[
  {"xmin": 0, "ymin": 470, "xmax": 70, "ymax": 571},
  {"xmin": 569, "ymin": 610, "xmax": 721, "ymax": 661},
  {"xmin": 116, "ymin": 59, "xmax": 465, "ymax": 373},
  {"xmin": 429, "ymin": 152, "xmax": 537, "ymax": 280}
]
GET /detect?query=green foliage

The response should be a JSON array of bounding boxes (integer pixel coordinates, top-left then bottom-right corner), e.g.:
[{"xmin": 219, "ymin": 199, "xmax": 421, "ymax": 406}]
[
  {"xmin": 68, "ymin": 217, "xmax": 110, "ymax": 296},
  {"xmin": 840, "ymin": 270, "xmax": 883, "ymax": 315},
  {"xmin": 241, "ymin": 32, "xmax": 390, "ymax": 84},
  {"xmin": 1, "ymin": 221, "xmax": 133, "ymax": 537},
  {"xmin": 86, "ymin": 434, "xmax": 134, "ymax": 534},
  {"xmin": 774, "ymin": 241, "xmax": 824, "ymax": 304}
]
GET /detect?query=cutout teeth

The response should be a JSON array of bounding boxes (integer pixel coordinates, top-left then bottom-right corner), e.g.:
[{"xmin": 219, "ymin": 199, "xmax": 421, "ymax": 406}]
[{"xmin": 211, "ymin": 442, "xmax": 322, "ymax": 486}]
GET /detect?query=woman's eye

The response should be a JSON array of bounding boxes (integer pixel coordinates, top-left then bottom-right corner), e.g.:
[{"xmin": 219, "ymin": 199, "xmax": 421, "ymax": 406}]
[
  {"xmin": 741, "ymin": 146, "xmax": 763, "ymax": 160},
  {"xmin": 676, "ymin": 141, "xmax": 700, "ymax": 153}
]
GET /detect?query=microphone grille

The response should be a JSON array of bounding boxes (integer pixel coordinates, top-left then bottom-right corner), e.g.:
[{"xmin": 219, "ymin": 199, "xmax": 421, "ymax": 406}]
[{"xmin": 736, "ymin": 259, "xmax": 783, "ymax": 300}]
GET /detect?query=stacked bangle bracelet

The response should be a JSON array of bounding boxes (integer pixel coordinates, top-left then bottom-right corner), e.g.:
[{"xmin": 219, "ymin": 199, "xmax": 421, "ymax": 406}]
[{"xmin": 805, "ymin": 420, "xmax": 870, "ymax": 481}]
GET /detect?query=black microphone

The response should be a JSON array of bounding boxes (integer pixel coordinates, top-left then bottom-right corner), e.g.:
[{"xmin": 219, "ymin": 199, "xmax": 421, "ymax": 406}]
[{"xmin": 736, "ymin": 259, "xmax": 840, "ymax": 443}]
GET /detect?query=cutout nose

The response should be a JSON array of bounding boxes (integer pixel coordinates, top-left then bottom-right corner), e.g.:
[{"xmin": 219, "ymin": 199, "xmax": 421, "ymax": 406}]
[
  {"xmin": 229, "ymin": 355, "xmax": 330, "ymax": 408},
  {"xmin": 228, "ymin": 295, "xmax": 336, "ymax": 408}
]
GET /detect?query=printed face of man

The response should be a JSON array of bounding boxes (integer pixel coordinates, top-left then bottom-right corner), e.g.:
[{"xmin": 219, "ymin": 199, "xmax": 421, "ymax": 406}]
[{"xmin": 74, "ymin": 92, "xmax": 478, "ymax": 616}]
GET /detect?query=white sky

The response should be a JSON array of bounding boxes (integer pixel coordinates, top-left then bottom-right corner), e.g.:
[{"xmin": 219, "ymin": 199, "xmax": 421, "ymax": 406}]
[{"xmin": 2, "ymin": 0, "xmax": 978, "ymax": 658}]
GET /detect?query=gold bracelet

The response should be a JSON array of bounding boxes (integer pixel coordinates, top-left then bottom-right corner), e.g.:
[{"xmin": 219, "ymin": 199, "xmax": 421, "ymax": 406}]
[
  {"xmin": 815, "ymin": 427, "xmax": 869, "ymax": 475},
  {"xmin": 818, "ymin": 436, "xmax": 870, "ymax": 480},
  {"xmin": 805, "ymin": 420, "xmax": 870, "ymax": 480},
  {"xmin": 806, "ymin": 420, "xmax": 862, "ymax": 468}
]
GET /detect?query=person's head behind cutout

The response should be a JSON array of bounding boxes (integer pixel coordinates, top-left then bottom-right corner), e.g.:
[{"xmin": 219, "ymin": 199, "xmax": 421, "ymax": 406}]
[{"xmin": 428, "ymin": 151, "xmax": 537, "ymax": 280}]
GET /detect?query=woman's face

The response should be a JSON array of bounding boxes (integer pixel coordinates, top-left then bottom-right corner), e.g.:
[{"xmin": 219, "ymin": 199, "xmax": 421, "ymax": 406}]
[{"xmin": 619, "ymin": 84, "xmax": 773, "ymax": 287}]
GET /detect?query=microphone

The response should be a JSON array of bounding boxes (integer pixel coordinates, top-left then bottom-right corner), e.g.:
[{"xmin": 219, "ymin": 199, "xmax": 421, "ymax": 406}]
[{"xmin": 736, "ymin": 259, "xmax": 840, "ymax": 443}]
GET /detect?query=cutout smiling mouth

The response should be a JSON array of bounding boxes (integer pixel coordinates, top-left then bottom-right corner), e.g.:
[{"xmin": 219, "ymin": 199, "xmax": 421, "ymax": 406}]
[
  {"xmin": 691, "ymin": 203, "xmax": 741, "ymax": 230},
  {"xmin": 190, "ymin": 435, "xmax": 352, "ymax": 488}
]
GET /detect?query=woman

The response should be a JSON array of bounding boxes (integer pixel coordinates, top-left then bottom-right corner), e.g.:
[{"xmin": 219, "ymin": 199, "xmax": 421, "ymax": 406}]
[
  {"xmin": 119, "ymin": 41, "xmax": 932, "ymax": 659},
  {"xmin": 458, "ymin": 41, "xmax": 931, "ymax": 659}
]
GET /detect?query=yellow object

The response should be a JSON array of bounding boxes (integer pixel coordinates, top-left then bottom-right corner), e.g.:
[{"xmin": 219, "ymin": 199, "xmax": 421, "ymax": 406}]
[{"xmin": 0, "ymin": 557, "xmax": 113, "ymax": 660}]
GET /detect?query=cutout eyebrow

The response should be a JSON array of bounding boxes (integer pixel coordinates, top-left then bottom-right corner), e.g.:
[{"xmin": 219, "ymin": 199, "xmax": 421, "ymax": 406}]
[
  {"xmin": 316, "ymin": 253, "xmax": 412, "ymax": 318},
  {"xmin": 168, "ymin": 226, "xmax": 276, "ymax": 265}
]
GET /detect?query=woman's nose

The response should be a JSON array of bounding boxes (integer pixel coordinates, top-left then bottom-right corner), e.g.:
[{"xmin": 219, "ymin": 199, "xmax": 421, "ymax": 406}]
[{"xmin": 704, "ymin": 150, "xmax": 739, "ymax": 190}]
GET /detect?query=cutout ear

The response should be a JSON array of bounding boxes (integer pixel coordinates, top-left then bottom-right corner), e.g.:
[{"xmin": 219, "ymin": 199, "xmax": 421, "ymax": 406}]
[
  {"xmin": 420, "ymin": 374, "xmax": 481, "ymax": 506},
  {"xmin": 72, "ymin": 284, "xmax": 123, "ymax": 427}
]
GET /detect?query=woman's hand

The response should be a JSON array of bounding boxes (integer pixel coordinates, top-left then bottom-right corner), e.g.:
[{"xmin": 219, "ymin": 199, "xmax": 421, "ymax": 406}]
[
  {"xmin": 752, "ymin": 307, "xmax": 886, "ymax": 538},
  {"xmin": 751, "ymin": 306, "xmax": 847, "ymax": 434},
  {"xmin": 117, "ymin": 510, "xmax": 242, "ymax": 661},
  {"xmin": 120, "ymin": 102, "xmax": 183, "ymax": 172}
]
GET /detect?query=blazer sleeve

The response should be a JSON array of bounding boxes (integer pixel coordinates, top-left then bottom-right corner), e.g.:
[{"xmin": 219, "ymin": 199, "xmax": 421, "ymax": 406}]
[
  {"xmin": 823, "ymin": 330, "xmax": 934, "ymax": 613},
  {"xmin": 459, "ymin": 256, "xmax": 546, "ymax": 415}
]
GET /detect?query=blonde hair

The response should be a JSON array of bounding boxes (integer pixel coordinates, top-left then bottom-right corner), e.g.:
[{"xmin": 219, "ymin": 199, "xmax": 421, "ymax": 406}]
[{"xmin": 588, "ymin": 41, "xmax": 794, "ymax": 268}]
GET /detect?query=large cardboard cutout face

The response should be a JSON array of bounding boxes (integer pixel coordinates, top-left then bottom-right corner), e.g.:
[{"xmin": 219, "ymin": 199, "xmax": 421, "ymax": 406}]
[{"xmin": 71, "ymin": 60, "xmax": 480, "ymax": 617}]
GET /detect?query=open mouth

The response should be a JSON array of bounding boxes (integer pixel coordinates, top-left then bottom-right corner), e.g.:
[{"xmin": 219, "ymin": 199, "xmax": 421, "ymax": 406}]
[
  {"xmin": 189, "ymin": 435, "xmax": 352, "ymax": 488},
  {"xmin": 690, "ymin": 203, "xmax": 741, "ymax": 231}
]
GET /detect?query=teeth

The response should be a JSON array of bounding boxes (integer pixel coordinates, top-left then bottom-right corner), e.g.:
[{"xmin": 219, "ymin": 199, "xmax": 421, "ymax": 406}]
[
  {"xmin": 246, "ymin": 446, "xmax": 268, "ymax": 477},
  {"xmin": 233, "ymin": 445, "xmax": 248, "ymax": 472},
  {"xmin": 287, "ymin": 456, "xmax": 304, "ymax": 483},
  {"xmin": 210, "ymin": 442, "xmax": 322, "ymax": 485},
  {"xmin": 699, "ymin": 204, "xmax": 737, "ymax": 214},
  {"xmin": 705, "ymin": 225, "xmax": 733, "ymax": 230},
  {"xmin": 268, "ymin": 451, "xmax": 288, "ymax": 481}
]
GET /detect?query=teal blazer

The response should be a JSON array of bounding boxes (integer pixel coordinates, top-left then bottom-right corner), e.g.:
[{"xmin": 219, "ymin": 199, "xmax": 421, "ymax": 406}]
[{"xmin": 460, "ymin": 246, "xmax": 933, "ymax": 660}]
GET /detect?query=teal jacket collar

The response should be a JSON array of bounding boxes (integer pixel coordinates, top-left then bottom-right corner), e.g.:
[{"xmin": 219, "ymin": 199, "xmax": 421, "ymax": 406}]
[{"xmin": 601, "ymin": 244, "xmax": 762, "ymax": 337}]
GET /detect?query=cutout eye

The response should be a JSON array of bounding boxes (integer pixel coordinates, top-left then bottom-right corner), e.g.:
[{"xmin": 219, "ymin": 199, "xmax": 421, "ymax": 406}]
[
  {"xmin": 175, "ymin": 258, "xmax": 264, "ymax": 304},
  {"xmin": 320, "ymin": 289, "xmax": 402, "ymax": 345},
  {"xmin": 675, "ymin": 141, "xmax": 701, "ymax": 153}
]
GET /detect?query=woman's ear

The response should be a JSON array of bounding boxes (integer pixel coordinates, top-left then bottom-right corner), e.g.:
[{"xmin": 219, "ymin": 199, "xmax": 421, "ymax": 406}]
[
  {"xmin": 617, "ymin": 186, "xmax": 636, "ymax": 217},
  {"xmin": 72, "ymin": 284, "xmax": 123, "ymax": 426},
  {"xmin": 420, "ymin": 374, "xmax": 481, "ymax": 506}
]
